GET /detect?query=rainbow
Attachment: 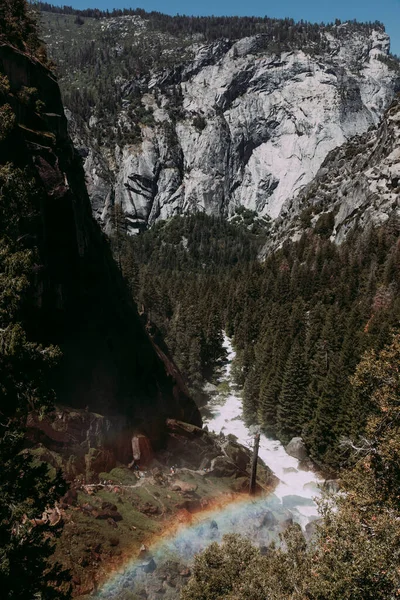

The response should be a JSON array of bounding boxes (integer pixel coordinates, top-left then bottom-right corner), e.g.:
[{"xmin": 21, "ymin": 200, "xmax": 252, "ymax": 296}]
[{"xmin": 96, "ymin": 490, "xmax": 295, "ymax": 598}]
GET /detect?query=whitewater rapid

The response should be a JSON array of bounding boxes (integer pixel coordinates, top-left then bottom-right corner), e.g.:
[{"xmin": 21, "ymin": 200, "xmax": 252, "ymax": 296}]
[{"xmin": 203, "ymin": 334, "xmax": 322, "ymax": 526}]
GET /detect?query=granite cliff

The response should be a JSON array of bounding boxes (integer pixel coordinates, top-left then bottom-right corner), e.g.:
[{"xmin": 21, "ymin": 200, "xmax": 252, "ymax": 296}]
[
  {"xmin": 265, "ymin": 95, "xmax": 400, "ymax": 251},
  {"xmin": 41, "ymin": 13, "xmax": 400, "ymax": 234}
]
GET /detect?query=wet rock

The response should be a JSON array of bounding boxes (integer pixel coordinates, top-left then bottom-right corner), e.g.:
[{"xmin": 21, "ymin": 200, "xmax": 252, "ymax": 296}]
[
  {"xmin": 323, "ymin": 479, "xmax": 340, "ymax": 494},
  {"xmin": 231, "ymin": 476, "xmax": 251, "ymax": 493},
  {"xmin": 176, "ymin": 509, "xmax": 193, "ymax": 524},
  {"xmin": 209, "ymin": 456, "xmax": 237, "ymax": 477},
  {"xmin": 282, "ymin": 495, "xmax": 315, "ymax": 509},
  {"xmin": 305, "ymin": 518, "xmax": 323, "ymax": 540},
  {"xmin": 164, "ymin": 420, "xmax": 221, "ymax": 470},
  {"xmin": 303, "ymin": 481, "xmax": 320, "ymax": 494},
  {"xmin": 260, "ymin": 510, "xmax": 278, "ymax": 529},
  {"xmin": 224, "ymin": 441, "xmax": 250, "ymax": 471},
  {"xmin": 280, "ymin": 510, "xmax": 294, "ymax": 530},
  {"xmin": 285, "ymin": 437, "xmax": 308, "ymax": 461},
  {"xmin": 142, "ymin": 558, "xmax": 157, "ymax": 574},
  {"xmin": 299, "ymin": 458, "xmax": 315, "ymax": 472},
  {"xmin": 175, "ymin": 499, "xmax": 201, "ymax": 513}
]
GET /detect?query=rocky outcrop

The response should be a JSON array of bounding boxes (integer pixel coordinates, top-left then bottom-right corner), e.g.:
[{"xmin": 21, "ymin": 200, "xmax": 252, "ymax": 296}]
[
  {"xmin": 161, "ymin": 419, "xmax": 278, "ymax": 492},
  {"xmin": 65, "ymin": 25, "xmax": 399, "ymax": 233},
  {"xmin": 264, "ymin": 96, "xmax": 400, "ymax": 250},
  {"xmin": 0, "ymin": 43, "xmax": 201, "ymax": 448},
  {"xmin": 285, "ymin": 437, "xmax": 308, "ymax": 461},
  {"xmin": 26, "ymin": 407, "xmax": 138, "ymax": 481}
]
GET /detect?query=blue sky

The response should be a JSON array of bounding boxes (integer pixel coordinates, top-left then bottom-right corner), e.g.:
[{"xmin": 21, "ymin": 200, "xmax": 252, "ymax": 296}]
[{"xmin": 48, "ymin": 0, "xmax": 400, "ymax": 55}]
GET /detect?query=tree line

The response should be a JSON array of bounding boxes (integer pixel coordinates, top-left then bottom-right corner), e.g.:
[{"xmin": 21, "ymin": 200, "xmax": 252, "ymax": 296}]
[{"xmin": 112, "ymin": 210, "xmax": 400, "ymax": 472}]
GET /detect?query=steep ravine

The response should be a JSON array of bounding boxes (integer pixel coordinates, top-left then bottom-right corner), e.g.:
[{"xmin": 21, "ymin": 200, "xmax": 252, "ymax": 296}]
[{"xmin": 92, "ymin": 335, "xmax": 322, "ymax": 600}]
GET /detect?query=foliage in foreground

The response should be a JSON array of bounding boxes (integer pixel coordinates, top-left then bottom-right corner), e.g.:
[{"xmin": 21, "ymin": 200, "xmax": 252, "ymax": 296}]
[
  {"xmin": 0, "ymin": 1, "xmax": 48, "ymax": 62},
  {"xmin": 182, "ymin": 332, "xmax": 400, "ymax": 600}
]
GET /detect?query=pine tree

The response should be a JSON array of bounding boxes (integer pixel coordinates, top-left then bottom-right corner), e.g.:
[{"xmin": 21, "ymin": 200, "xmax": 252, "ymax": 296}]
[
  {"xmin": 242, "ymin": 357, "xmax": 260, "ymax": 425},
  {"xmin": 258, "ymin": 375, "xmax": 280, "ymax": 436},
  {"xmin": 276, "ymin": 340, "xmax": 309, "ymax": 443}
]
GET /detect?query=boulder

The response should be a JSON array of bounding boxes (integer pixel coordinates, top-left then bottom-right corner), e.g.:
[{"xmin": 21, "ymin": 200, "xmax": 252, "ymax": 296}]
[
  {"xmin": 209, "ymin": 456, "xmax": 237, "ymax": 477},
  {"xmin": 141, "ymin": 558, "xmax": 157, "ymax": 574},
  {"xmin": 224, "ymin": 441, "xmax": 250, "ymax": 472},
  {"xmin": 303, "ymin": 481, "xmax": 320, "ymax": 494},
  {"xmin": 323, "ymin": 479, "xmax": 340, "ymax": 494},
  {"xmin": 95, "ymin": 510, "xmax": 123, "ymax": 521},
  {"xmin": 282, "ymin": 495, "xmax": 316, "ymax": 509},
  {"xmin": 260, "ymin": 510, "xmax": 278, "ymax": 530},
  {"xmin": 172, "ymin": 480, "xmax": 198, "ymax": 494},
  {"xmin": 283, "ymin": 467, "xmax": 298, "ymax": 474},
  {"xmin": 305, "ymin": 518, "xmax": 323, "ymax": 540},
  {"xmin": 285, "ymin": 437, "xmax": 308, "ymax": 461}
]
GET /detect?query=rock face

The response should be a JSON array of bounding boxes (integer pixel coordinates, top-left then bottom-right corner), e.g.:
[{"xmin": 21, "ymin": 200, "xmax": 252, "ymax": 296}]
[
  {"xmin": 285, "ymin": 437, "xmax": 308, "ymax": 461},
  {"xmin": 0, "ymin": 43, "xmax": 201, "ymax": 447},
  {"xmin": 160, "ymin": 419, "xmax": 279, "ymax": 492},
  {"xmin": 265, "ymin": 96, "xmax": 400, "ymax": 250},
  {"xmin": 66, "ymin": 24, "xmax": 398, "ymax": 233}
]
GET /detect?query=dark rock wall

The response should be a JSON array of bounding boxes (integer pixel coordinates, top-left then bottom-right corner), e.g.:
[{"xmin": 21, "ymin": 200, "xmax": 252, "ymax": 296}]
[{"xmin": 0, "ymin": 43, "xmax": 201, "ymax": 446}]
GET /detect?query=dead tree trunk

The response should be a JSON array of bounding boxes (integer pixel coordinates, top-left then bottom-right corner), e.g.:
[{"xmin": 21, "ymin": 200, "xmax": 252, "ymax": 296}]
[{"xmin": 249, "ymin": 432, "xmax": 260, "ymax": 496}]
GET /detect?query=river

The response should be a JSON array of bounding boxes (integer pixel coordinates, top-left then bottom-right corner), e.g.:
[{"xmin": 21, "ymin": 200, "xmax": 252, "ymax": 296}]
[
  {"xmin": 98, "ymin": 334, "xmax": 322, "ymax": 599},
  {"xmin": 202, "ymin": 334, "xmax": 322, "ymax": 528}
]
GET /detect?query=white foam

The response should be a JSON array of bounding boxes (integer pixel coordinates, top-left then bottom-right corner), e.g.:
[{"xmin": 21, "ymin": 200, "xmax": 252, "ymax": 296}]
[{"xmin": 204, "ymin": 334, "xmax": 322, "ymax": 521}]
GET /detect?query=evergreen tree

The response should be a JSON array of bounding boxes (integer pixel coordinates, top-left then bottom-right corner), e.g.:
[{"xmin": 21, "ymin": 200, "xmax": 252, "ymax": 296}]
[{"xmin": 276, "ymin": 339, "xmax": 309, "ymax": 443}]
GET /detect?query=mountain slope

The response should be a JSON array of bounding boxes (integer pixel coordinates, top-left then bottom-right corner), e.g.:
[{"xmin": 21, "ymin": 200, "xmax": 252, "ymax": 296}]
[
  {"xmin": 0, "ymin": 40, "xmax": 201, "ymax": 447},
  {"xmin": 265, "ymin": 95, "xmax": 400, "ymax": 251},
  {"xmin": 40, "ymin": 10, "xmax": 400, "ymax": 234}
]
